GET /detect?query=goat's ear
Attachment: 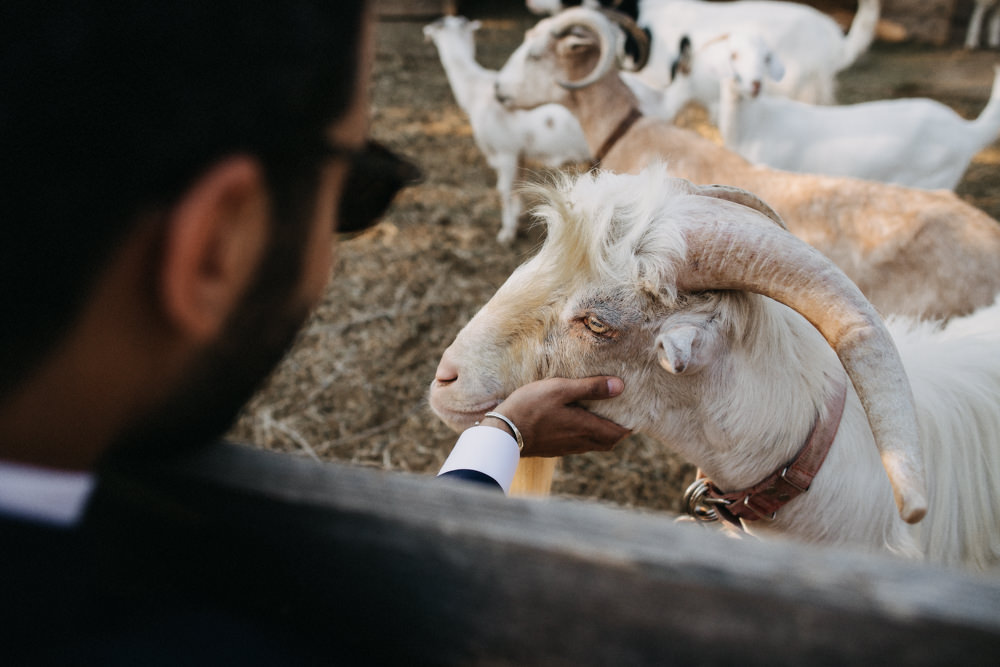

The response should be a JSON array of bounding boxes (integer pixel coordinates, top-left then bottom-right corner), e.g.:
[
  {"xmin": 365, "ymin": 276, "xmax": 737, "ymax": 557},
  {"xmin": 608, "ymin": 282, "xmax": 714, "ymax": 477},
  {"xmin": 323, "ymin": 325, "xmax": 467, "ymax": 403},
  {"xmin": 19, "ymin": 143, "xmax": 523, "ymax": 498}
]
[
  {"xmin": 655, "ymin": 321, "xmax": 722, "ymax": 376},
  {"xmin": 554, "ymin": 26, "xmax": 599, "ymax": 57},
  {"xmin": 469, "ymin": 19, "xmax": 482, "ymax": 32},
  {"xmin": 671, "ymin": 35, "xmax": 692, "ymax": 78}
]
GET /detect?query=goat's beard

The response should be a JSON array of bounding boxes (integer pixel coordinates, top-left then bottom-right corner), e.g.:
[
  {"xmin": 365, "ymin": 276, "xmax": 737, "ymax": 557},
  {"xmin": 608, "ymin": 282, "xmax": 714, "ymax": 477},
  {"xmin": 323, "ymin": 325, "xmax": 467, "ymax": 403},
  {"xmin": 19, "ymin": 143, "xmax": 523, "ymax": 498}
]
[{"xmin": 102, "ymin": 232, "xmax": 315, "ymax": 469}]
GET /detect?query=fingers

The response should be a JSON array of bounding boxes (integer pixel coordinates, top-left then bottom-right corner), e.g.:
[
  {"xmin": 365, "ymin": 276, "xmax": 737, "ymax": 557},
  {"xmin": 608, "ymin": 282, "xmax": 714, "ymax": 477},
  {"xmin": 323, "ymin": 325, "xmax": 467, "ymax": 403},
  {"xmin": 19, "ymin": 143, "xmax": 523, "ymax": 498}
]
[
  {"xmin": 525, "ymin": 410, "xmax": 630, "ymax": 457},
  {"xmin": 577, "ymin": 410, "xmax": 631, "ymax": 450},
  {"xmin": 492, "ymin": 376, "xmax": 630, "ymax": 458},
  {"xmin": 547, "ymin": 375, "xmax": 625, "ymax": 402},
  {"xmin": 579, "ymin": 375, "xmax": 625, "ymax": 400},
  {"xmin": 525, "ymin": 392, "xmax": 630, "ymax": 457}
]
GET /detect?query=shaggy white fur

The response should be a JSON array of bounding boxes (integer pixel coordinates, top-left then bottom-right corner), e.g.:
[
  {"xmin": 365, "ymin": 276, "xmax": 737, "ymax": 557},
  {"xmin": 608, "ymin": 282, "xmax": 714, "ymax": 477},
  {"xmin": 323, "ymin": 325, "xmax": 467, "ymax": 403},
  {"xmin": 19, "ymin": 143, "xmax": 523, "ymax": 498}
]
[{"xmin": 430, "ymin": 165, "xmax": 1000, "ymax": 571}]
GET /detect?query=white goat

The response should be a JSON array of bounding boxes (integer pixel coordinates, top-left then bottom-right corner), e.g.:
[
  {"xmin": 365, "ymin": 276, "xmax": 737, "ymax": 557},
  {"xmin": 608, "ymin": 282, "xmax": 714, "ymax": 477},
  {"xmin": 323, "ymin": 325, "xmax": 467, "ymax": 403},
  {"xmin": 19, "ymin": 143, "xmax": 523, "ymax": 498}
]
[
  {"xmin": 668, "ymin": 30, "xmax": 787, "ymax": 124},
  {"xmin": 429, "ymin": 165, "xmax": 1000, "ymax": 571},
  {"xmin": 423, "ymin": 15, "xmax": 590, "ymax": 244},
  {"xmin": 633, "ymin": 0, "xmax": 881, "ymax": 106},
  {"xmin": 705, "ymin": 32, "xmax": 1000, "ymax": 190},
  {"xmin": 620, "ymin": 69, "xmax": 694, "ymax": 120},
  {"xmin": 493, "ymin": 7, "xmax": 1000, "ymax": 320},
  {"xmin": 966, "ymin": 0, "xmax": 1000, "ymax": 50},
  {"xmin": 526, "ymin": 0, "xmax": 879, "ymax": 106}
]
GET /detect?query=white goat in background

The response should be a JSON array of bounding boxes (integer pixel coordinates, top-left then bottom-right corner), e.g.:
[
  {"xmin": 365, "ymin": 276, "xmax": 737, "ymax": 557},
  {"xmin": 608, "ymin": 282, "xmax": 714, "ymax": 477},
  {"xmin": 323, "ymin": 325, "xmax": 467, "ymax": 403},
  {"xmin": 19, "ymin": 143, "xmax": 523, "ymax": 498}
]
[
  {"xmin": 630, "ymin": 0, "xmax": 880, "ymax": 105},
  {"xmin": 525, "ymin": 0, "xmax": 879, "ymax": 106},
  {"xmin": 423, "ymin": 16, "xmax": 590, "ymax": 244},
  {"xmin": 665, "ymin": 30, "xmax": 786, "ymax": 123},
  {"xmin": 429, "ymin": 165, "xmax": 1000, "ymax": 572},
  {"xmin": 966, "ymin": 0, "xmax": 1000, "ymax": 50},
  {"xmin": 493, "ymin": 7, "xmax": 1000, "ymax": 320},
  {"xmin": 702, "ymin": 32, "xmax": 1000, "ymax": 190}
]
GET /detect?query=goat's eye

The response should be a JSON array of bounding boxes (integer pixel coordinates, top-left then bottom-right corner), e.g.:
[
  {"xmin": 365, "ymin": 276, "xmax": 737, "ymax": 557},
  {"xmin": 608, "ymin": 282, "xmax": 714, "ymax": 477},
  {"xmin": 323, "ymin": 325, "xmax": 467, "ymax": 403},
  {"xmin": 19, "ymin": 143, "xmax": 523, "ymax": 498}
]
[{"xmin": 584, "ymin": 314, "xmax": 610, "ymax": 334}]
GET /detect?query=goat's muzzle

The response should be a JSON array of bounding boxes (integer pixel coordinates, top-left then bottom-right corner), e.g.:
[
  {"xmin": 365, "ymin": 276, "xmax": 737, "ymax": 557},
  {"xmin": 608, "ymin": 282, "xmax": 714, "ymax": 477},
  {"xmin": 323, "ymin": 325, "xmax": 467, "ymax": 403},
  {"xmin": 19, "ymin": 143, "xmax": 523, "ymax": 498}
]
[{"xmin": 494, "ymin": 81, "xmax": 513, "ymax": 108}]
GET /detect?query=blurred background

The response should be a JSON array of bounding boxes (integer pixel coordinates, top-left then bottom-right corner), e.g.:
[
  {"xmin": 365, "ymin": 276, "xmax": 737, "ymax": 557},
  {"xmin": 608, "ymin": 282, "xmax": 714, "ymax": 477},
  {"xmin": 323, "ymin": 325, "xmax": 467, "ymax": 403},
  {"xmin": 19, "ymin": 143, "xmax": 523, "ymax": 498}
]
[{"xmin": 229, "ymin": 0, "xmax": 1000, "ymax": 517}]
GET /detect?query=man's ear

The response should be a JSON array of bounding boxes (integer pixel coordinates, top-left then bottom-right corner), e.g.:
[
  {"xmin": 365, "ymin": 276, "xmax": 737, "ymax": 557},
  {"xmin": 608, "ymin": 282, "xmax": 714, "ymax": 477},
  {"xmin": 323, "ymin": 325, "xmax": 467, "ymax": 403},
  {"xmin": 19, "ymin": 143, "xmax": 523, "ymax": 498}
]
[{"xmin": 159, "ymin": 156, "xmax": 270, "ymax": 343}]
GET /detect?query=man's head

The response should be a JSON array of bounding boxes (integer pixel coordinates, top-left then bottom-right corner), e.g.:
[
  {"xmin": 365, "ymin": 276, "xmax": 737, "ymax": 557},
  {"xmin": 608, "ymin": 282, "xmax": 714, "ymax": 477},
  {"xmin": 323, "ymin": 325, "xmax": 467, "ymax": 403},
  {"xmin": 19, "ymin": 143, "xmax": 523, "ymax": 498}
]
[{"xmin": 0, "ymin": 0, "xmax": 394, "ymax": 468}]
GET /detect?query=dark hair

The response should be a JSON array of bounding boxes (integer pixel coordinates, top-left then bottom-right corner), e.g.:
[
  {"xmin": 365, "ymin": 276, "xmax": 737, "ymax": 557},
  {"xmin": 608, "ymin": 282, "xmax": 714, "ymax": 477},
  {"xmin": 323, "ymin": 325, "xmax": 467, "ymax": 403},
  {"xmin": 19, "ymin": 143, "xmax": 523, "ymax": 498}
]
[{"xmin": 0, "ymin": 0, "xmax": 366, "ymax": 396}]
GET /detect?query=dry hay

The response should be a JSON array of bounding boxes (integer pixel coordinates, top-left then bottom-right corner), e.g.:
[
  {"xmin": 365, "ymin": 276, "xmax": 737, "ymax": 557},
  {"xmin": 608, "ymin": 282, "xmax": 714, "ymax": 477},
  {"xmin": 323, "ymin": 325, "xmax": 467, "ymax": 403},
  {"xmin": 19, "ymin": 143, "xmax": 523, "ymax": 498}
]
[{"xmin": 229, "ymin": 6, "xmax": 1000, "ymax": 517}]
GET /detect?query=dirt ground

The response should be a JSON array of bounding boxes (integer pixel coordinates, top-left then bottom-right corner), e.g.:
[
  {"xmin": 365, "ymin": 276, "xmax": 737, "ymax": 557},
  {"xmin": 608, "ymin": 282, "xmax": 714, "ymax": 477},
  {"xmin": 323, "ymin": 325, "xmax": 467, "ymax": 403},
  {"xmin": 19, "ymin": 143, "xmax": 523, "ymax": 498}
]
[{"xmin": 229, "ymin": 4, "xmax": 1000, "ymax": 517}]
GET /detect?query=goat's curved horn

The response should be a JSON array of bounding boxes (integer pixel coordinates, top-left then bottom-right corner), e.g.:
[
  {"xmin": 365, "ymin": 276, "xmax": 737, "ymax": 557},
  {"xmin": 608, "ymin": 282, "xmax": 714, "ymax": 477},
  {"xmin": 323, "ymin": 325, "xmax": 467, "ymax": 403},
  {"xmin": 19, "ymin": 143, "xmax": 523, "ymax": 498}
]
[
  {"xmin": 678, "ymin": 194, "xmax": 927, "ymax": 524},
  {"xmin": 599, "ymin": 8, "xmax": 651, "ymax": 71},
  {"xmin": 696, "ymin": 184, "xmax": 787, "ymax": 230},
  {"xmin": 548, "ymin": 8, "xmax": 619, "ymax": 90}
]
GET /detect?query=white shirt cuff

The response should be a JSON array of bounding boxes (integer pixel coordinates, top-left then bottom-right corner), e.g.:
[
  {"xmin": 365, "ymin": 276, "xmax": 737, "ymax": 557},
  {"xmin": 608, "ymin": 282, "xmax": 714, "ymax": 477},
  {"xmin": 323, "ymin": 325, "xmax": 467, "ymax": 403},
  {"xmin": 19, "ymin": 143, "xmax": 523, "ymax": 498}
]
[{"xmin": 437, "ymin": 425, "xmax": 521, "ymax": 495}]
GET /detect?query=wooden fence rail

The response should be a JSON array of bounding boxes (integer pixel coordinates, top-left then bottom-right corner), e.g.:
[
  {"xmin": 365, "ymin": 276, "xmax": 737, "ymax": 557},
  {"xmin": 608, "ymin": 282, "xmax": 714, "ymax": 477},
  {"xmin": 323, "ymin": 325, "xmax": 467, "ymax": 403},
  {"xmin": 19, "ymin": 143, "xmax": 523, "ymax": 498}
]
[{"xmin": 156, "ymin": 441, "xmax": 999, "ymax": 665}]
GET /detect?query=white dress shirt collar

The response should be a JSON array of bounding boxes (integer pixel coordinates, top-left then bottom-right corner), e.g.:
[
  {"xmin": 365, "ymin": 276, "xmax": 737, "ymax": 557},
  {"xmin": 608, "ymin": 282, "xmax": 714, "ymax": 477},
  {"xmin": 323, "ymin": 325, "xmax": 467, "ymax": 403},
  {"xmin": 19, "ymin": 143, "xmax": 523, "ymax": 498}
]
[{"xmin": 0, "ymin": 460, "xmax": 95, "ymax": 527}]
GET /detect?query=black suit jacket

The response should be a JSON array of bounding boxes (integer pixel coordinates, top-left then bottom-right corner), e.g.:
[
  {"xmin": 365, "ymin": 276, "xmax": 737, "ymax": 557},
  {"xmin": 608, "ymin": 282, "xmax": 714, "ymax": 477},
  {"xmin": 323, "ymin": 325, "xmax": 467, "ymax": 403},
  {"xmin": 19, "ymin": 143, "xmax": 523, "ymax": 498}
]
[{"xmin": 0, "ymin": 445, "xmax": 423, "ymax": 666}]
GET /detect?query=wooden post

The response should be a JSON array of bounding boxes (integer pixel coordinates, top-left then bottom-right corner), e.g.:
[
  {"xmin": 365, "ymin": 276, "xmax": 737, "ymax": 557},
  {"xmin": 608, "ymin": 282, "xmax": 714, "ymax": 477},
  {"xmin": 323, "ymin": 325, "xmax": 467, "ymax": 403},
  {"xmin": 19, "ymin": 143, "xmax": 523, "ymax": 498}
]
[{"xmin": 509, "ymin": 456, "xmax": 557, "ymax": 495}]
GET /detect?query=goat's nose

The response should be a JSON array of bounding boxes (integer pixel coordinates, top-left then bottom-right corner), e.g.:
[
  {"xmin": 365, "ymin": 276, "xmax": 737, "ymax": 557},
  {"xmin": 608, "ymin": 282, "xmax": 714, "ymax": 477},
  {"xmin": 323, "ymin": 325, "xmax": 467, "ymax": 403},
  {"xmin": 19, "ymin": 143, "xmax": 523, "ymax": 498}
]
[
  {"xmin": 751, "ymin": 80, "xmax": 761, "ymax": 98},
  {"xmin": 494, "ymin": 81, "xmax": 509, "ymax": 106},
  {"xmin": 434, "ymin": 350, "xmax": 460, "ymax": 386}
]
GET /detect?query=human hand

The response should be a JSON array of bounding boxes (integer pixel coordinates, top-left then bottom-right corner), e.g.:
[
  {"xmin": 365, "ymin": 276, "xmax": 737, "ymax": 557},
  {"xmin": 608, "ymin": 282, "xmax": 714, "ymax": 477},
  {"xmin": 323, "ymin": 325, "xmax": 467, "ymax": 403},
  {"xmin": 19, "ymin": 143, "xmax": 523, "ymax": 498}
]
[{"xmin": 481, "ymin": 376, "xmax": 630, "ymax": 457}]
